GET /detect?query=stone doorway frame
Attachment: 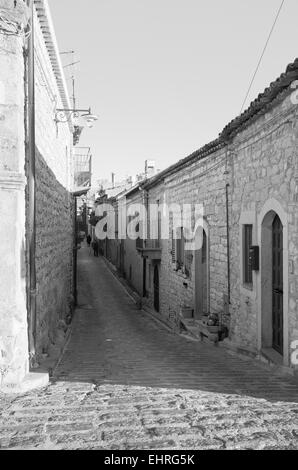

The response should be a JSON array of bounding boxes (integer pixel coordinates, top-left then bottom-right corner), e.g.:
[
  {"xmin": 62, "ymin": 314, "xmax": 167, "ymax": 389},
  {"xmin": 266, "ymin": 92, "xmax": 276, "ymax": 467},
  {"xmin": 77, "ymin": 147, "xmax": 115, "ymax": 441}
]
[
  {"xmin": 194, "ymin": 220, "xmax": 210, "ymax": 319},
  {"xmin": 257, "ymin": 198, "xmax": 289, "ymax": 366},
  {"xmin": 153, "ymin": 264, "xmax": 160, "ymax": 313}
]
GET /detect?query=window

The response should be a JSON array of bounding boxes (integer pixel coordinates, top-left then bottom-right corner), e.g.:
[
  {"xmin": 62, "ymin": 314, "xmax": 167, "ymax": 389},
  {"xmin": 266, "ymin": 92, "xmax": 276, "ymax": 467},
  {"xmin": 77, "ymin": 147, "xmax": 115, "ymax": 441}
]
[
  {"xmin": 171, "ymin": 227, "xmax": 193, "ymax": 277},
  {"xmin": 184, "ymin": 252, "xmax": 193, "ymax": 278},
  {"xmin": 243, "ymin": 224, "xmax": 253, "ymax": 285},
  {"xmin": 176, "ymin": 227, "xmax": 184, "ymax": 268}
]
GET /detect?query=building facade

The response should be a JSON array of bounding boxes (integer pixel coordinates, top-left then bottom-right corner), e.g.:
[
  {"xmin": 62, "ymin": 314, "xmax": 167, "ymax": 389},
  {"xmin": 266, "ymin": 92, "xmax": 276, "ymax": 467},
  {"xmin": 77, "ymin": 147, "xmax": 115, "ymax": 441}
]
[
  {"xmin": 98, "ymin": 59, "xmax": 298, "ymax": 373},
  {"xmin": 0, "ymin": 0, "xmax": 75, "ymax": 391}
]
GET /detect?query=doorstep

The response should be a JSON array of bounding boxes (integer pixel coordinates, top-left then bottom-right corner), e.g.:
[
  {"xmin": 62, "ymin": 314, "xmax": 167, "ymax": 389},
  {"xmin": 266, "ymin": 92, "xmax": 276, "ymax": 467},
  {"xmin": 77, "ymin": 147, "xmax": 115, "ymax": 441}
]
[
  {"xmin": 180, "ymin": 318, "xmax": 221, "ymax": 345},
  {"xmin": 218, "ymin": 338, "xmax": 258, "ymax": 359},
  {"xmin": 0, "ymin": 371, "xmax": 49, "ymax": 395},
  {"xmin": 219, "ymin": 339, "xmax": 298, "ymax": 379},
  {"xmin": 261, "ymin": 347, "xmax": 284, "ymax": 366},
  {"xmin": 180, "ymin": 319, "xmax": 202, "ymax": 340}
]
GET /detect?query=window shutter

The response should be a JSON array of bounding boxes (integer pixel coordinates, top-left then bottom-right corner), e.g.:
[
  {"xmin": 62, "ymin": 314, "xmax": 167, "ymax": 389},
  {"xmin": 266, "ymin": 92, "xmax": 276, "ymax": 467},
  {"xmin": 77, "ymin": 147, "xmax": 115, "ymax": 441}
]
[
  {"xmin": 171, "ymin": 229, "xmax": 176, "ymax": 263},
  {"xmin": 244, "ymin": 225, "xmax": 253, "ymax": 284},
  {"xmin": 184, "ymin": 251, "xmax": 193, "ymax": 278},
  {"xmin": 181, "ymin": 228, "xmax": 185, "ymax": 265}
]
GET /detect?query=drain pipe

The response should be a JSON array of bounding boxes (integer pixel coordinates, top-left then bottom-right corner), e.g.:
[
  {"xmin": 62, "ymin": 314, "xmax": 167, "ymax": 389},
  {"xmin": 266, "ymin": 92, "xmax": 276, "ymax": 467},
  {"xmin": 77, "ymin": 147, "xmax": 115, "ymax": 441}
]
[
  {"xmin": 73, "ymin": 195, "xmax": 78, "ymax": 307},
  {"xmin": 225, "ymin": 181, "xmax": 231, "ymax": 306},
  {"xmin": 223, "ymin": 143, "xmax": 231, "ymax": 312},
  {"xmin": 26, "ymin": 0, "xmax": 37, "ymax": 364}
]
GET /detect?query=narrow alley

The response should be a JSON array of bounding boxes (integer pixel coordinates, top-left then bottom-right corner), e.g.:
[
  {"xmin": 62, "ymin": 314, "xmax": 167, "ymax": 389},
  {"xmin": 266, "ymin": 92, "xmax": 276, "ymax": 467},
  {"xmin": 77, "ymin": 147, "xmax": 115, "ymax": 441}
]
[{"xmin": 0, "ymin": 244, "xmax": 298, "ymax": 450}]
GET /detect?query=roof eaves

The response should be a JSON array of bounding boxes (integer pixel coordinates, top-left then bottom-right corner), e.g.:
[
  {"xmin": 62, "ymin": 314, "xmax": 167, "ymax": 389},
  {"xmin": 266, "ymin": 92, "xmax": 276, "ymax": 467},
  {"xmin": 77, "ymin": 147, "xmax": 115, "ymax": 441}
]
[
  {"xmin": 142, "ymin": 138, "xmax": 223, "ymax": 190},
  {"xmin": 221, "ymin": 58, "xmax": 298, "ymax": 140},
  {"xmin": 34, "ymin": 0, "xmax": 73, "ymax": 133}
]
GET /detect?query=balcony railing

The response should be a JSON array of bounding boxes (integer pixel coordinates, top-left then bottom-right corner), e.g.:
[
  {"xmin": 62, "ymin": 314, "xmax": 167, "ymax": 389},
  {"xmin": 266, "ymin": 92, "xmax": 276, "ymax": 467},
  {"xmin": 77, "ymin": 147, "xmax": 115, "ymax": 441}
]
[{"xmin": 136, "ymin": 238, "xmax": 161, "ymax": 260}]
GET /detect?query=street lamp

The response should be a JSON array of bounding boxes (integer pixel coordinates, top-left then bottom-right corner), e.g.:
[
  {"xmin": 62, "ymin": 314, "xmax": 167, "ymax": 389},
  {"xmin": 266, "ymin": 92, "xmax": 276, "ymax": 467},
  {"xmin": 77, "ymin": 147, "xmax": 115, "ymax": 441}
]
[
  {"xmin": 54, "ymin": 107, "xmax": 98, "ymax": 145},
  {"xmin": 55, "ymin": 107, "xmax": 98, "ymax": 126}
]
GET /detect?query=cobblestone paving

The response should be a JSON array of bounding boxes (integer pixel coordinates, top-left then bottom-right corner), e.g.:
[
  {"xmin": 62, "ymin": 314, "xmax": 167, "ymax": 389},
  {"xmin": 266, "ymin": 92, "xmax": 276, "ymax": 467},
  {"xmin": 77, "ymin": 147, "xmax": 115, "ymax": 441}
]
[{"xmin": 0, "ymin": 246, "xmax": 298, "ymax": 450}]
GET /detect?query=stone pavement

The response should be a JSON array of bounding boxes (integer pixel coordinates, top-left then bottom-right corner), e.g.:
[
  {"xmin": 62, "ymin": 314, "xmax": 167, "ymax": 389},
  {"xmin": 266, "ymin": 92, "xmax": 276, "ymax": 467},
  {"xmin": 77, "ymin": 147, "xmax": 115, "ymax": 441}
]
[{"xmin": 0, "ymin": 245, "xmax": 298, "ymax": 450}]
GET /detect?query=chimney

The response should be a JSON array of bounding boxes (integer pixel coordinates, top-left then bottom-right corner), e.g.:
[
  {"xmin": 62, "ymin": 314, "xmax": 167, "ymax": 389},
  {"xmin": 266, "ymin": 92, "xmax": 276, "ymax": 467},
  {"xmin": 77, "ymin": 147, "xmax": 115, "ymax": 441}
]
[
  {"xmin": 145, "ymin": 160, "xmax": 156, "ymax": 178},
  {"xmin": 111, "ymin": 172, "xmax": 115, "ymax": 188}
]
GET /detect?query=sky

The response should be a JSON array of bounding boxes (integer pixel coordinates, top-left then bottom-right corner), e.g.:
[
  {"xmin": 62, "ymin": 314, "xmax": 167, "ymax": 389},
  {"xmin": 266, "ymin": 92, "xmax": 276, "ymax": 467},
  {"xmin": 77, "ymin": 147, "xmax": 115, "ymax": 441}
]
[{"xmin": 49, "ymin": 0, "xmax": 298, "ymax": 185}]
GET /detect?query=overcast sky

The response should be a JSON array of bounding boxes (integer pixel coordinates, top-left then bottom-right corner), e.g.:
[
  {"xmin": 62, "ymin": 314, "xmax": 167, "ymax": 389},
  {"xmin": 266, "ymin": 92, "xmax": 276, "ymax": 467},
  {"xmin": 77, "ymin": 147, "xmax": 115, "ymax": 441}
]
[{"xmin": 50, "ymin": 0, "xmax": 298, "ymax": 184}]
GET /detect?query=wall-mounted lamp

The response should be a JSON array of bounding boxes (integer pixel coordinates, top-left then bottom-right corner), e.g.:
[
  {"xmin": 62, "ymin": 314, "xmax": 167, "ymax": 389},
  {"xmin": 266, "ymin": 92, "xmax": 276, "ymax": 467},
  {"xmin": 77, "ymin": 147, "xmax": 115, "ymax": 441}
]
[
  {"xmin": 55, "ymin": 107, "xmax": 98, "ymax": 128},
  {"xmin": 55, "ymin": 107, "xmax": 98, "ymax": 145},
  {"xmin": 81, "ymin": 111, "xmax": 99, "ymax": 128}
]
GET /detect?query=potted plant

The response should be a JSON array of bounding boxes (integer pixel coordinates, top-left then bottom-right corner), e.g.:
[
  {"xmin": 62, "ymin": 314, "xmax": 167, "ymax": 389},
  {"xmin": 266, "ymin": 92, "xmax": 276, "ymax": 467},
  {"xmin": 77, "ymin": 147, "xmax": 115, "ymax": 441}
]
[
  {"xmin": 206, "ymin": 313, "xmax": 220, "ymax": 333},
  {"xmin": 180, "ymin": 305, "xmax": 193, "ymax": 319}
]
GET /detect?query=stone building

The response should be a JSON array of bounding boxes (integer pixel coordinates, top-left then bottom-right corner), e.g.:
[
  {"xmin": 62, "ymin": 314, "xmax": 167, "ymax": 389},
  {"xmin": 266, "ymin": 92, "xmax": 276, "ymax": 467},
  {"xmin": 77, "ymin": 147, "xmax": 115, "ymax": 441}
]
[
  {"xmin": 0, "ymin": 0, "xmax": 76, "ymax": 392},
  {"xmin": 100, "ymin": 59, "xmax": 298, "ymax": 374}
]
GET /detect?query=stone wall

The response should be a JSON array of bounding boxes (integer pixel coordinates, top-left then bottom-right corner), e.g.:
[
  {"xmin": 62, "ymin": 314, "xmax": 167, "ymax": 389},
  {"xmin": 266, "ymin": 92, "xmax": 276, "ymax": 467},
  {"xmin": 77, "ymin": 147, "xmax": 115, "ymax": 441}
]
[
  {"xmin": 27, "ymin": 5, "xmax": 74, "ymax": 359},
  {"xmin": 34, "ymin": 149, "xmax": 73, "ymax": 355},
  {"xmin": 152, "ymin": 149, "xmax": 230, "ymax": 328},
  {"xmin": 228, "ymin": 88, "xmax": 298, "ymax": 367},
  {"xmin": 0, "ymin": 0, "xmax": 31, "ymax": 388},
  {"xmin": 121, "ymin": 190, "xmax": 144, "ymax": 296},
  {"xmin": 0, "ymin": 0, "xmax": 74, "ymax": 389}
]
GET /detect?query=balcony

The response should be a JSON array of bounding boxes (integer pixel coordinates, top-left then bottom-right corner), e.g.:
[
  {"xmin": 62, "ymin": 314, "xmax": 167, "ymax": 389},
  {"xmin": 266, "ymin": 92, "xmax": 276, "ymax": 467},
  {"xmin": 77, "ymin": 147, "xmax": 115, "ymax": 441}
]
[
  {"xmin": 136, "ymin": 238, "xmax": 161, "ymax": 260},
  {"xmin": 73, "ymin": 147, "xmax": 92, "ymax": 191}
]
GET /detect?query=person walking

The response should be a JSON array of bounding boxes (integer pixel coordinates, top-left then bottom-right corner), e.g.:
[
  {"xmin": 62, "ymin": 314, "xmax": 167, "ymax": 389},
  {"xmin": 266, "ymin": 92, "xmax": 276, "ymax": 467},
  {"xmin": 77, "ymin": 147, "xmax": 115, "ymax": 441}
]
[
  {"xmin": 87, "ymin": 234, "xmax": 91, "ymax": 246},
  {"xmin": 92, "ymin": 239, "xmax": 99, "ymax": 257}
]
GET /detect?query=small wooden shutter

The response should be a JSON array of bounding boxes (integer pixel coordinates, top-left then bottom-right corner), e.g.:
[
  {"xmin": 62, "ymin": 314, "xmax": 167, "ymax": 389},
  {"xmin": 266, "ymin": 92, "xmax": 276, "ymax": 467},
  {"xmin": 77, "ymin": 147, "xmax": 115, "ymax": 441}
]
[
  {"xmin": 244, "ymin": 225, "xmax": 253, "ymax": 284},
  {"xmin": 181, "ymin": 228, "xmax": 185, "ymax": 265},
  {"xmin": 171, "ymin": 229, "xmax": 176, "ymax": 263},
  {"xmin": 184, "ymin": 251, "xmax": 193, "ymax": 278},
  {"xmin": 176, "ymin": 227, "xmax": 184, "ymax": 266}
]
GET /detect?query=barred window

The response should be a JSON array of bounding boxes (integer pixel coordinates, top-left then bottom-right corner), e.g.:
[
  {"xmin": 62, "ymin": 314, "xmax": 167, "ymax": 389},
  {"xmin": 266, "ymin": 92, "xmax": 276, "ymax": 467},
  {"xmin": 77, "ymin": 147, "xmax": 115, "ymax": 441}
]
[
  {"xmin": 176, "ymin": 227, "xmax": 184, "ymax": 267},
  {"xmin": 171, "ymin": 229, "xmax": 176, "ymax": 263},
  {"xmin": 243, "ymin": 225, "xmax": 253, "ymax": 285},
  {"xmin": 184, "ymin": 251, "xmax": 193, "ymax": 278}
]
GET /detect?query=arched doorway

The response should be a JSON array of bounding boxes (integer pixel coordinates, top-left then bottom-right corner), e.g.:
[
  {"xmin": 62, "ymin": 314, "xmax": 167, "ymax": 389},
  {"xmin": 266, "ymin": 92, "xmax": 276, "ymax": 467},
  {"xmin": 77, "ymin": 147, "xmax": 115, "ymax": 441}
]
[
  {"xmin": 195, "ymin": 227, "xmax": 209, "ymax": 319},
  {"xmin": 272, "ymin": 214, "xmax": 283, "ymax": 354},
  {"xmin": 153, "ymin": 265, "xmax": 159, "ymax": 312},
  {"xmin": 261, "ymin": 211, "xmax": 284, "ymax": 355}
]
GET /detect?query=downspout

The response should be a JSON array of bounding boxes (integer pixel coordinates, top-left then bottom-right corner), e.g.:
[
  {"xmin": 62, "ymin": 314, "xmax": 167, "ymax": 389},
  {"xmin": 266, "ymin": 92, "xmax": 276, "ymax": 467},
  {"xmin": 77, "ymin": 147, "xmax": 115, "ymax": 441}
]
[
  {"xmin": 225, "ymin": 181, "xmax": 231, "ymax": 306},
  {"xmin": 26, "ymin": 0, "xmax": 37, "ymax": 364},
  {"xmin": 223, "ymin": 142, "xmax": 233, "ymax": 314},
  {"xmin": 73, "ymin": 196, "xmax": 78, "ymax": 307}
]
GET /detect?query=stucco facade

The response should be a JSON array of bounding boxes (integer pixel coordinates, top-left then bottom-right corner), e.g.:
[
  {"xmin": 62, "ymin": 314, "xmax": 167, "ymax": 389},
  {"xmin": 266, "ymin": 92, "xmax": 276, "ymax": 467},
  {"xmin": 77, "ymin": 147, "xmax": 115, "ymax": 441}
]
[{"xmin": 0, "ymin": 0, "xmax": 74, "ymax": 391}]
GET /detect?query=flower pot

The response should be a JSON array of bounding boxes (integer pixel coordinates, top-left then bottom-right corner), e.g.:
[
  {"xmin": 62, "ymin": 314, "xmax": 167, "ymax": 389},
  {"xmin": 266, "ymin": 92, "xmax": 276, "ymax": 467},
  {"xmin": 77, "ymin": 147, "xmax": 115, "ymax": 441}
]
[
  {"xmin": 207, "ymin": 325, "xmax": 219, "ymax": 334},
  {"xmin": 181, "ymin": 307, "xmax": 193, "ymax": 319}
]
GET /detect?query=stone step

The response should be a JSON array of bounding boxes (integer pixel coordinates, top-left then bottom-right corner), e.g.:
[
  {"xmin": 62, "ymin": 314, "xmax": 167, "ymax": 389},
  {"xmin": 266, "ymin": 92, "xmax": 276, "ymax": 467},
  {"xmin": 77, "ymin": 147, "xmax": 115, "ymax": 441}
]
[{"xmin": 181, "ymin": 318, "xmax": 220, "ymax": 343}]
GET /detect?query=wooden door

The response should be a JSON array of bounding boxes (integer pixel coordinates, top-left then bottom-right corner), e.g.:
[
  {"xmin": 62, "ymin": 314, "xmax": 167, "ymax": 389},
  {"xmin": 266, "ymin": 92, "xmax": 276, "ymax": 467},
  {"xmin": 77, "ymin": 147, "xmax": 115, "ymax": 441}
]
[
  {"xmin": 272, "ymin": 215, "xmax": 283, "ymax": 355},
  {"xmin": 195, "ymin": 230, "xmax": 208, "ymax": 318},
  {"xmin": 153, "ymin": 265, "xmax": 159, "ymax": 312}
]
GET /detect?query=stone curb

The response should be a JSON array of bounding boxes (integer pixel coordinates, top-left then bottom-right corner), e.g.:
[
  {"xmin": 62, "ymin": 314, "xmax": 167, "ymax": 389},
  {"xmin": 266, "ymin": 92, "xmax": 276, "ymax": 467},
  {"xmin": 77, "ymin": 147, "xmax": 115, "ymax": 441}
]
[{"xmin": 101, "ymin": 256, "xmax": 180, "ymax": 336}]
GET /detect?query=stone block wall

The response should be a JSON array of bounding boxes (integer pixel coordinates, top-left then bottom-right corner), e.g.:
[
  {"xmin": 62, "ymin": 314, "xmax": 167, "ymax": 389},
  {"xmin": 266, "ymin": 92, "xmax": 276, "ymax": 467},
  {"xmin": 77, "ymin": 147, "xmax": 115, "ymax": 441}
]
[
  {"xmin": 0, "ymin": 0, "xmax": 31, "ymax": 389},
  {"xmin": 228, "ymin": 89, "xmax": 298, "ymax": 366},
  {"xmin": 156, "ymin": 149, "xmax": 229, "ymax": 327},
  {"xmin": 34, "ymin": 149, "xmax": 73, "ymax": 355},
  {"xmin": 122, "ymin": 191, "xmax": 144, "ymax": 296},
  {"xmin": 25, "ymin": 5, "xmax": 74, "ymax": 359}
]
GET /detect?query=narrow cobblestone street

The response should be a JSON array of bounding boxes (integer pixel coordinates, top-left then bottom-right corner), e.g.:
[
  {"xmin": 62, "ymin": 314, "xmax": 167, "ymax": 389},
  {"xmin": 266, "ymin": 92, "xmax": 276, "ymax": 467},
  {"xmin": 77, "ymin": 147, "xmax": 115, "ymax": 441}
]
[{"xmin": 0, "ymin": 244, "xmax": 298, "ymax": 450}]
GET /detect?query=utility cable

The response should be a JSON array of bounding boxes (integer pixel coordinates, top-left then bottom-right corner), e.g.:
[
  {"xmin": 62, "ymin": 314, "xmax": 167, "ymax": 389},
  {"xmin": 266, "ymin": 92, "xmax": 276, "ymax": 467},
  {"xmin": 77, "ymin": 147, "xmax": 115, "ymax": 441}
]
[{"xmin": 240, "ymin": 0, "xmax": 286, "ymax": 114}]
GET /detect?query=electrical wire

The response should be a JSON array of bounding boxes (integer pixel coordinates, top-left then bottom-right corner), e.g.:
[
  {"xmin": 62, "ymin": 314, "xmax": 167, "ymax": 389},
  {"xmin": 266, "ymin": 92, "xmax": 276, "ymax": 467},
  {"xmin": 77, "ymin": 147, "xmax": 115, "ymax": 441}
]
[{"xmin": 240, "ymin": 0, "xmax": 286, "ymax": 114}]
